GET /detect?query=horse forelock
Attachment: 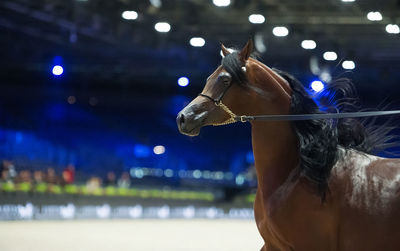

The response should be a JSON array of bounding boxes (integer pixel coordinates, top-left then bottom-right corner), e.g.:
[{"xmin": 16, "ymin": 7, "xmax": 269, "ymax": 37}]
[{"xmin": 220, "ymin": 51, "xmax": 247, "ymax": 85}]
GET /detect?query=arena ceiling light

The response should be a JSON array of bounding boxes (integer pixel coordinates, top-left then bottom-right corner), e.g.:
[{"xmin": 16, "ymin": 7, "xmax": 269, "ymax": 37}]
[
  {"xmin": 310, "ymin": 80, "xmax": 325, "ymax": 92},
  {"xmin": 121, "ymin": 11, "xmax": 138, "ymax": 20},
  {"xmin": 149, "ymin": 0, "xmax": 162, "ymax": 8},
  {"xmin": 301, "ymin": 40, "xmax": 317, "ymax": 50},
  {"xmin": 248, "ymin": 14, "xmax": 265, "ymax": 24},
  {"xmin": 341, "ymin": 0, "xmax": 355, "ymax": 2},
  {"xmin": 177, "ymin": 77, "xmax": 189, "ymax": 87},
  {"xmin": 212, "ymin": 0, "xmax": 230, "ymax": 7},
  {"xmin": 342, "ymin": 60, "xmax": 356, "ymax": 70},
  {"xmin": 386, "ymin": 24, "xmax": 400, "ymax": 34},
  {"xmin": 189, "ymin": 37, "xmax": 205, "ymax": 47},
  {"xmin": 272, "ymin": 26, "xmax": 289, "ymax": 37},
  {"xmin": 153, "ymin": 145, "xmax": 166, "ymax": 155},
  {"xmin": 367, "ymin": 11, "xmax": 383, "ymax": 21},
  {"xmin": 52, "ymin": 65, "xmax": 64, "ymax": 76},
  {"xmin": 154, "ymin": 22, "xmax": 171, "ymax": 32},
  {"xmin": 323, "ymin": 51, "xmax": 338, "ymax": 61}
]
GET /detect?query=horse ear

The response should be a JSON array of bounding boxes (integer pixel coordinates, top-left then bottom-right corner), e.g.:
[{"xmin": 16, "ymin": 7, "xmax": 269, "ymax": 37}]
[
  {"xmin": 239, "ymin": 39, "xmax": 253, "ymax": 63},
  {"xmin": 220, "ymin": 43, "xmax": 231, "ymax": 57}
]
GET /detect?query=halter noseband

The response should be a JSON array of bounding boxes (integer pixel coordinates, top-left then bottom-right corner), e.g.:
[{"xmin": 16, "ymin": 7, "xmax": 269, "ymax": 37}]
[{"xmin": 198, "ymin": 80, "xmax": 246, "ymax": 126}]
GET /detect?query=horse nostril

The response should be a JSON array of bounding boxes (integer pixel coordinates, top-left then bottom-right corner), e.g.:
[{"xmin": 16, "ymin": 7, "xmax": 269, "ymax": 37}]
[
  {"xmin": 179, "ymin": 113, "xmax": 185, "ymax": 126},
  {"xmin": 177, "ymin": 113, "xmax": 186, "ymax": 130}
]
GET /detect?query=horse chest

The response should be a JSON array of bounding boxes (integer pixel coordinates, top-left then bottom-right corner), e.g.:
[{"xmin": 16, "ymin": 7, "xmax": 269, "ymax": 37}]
[
  {"xmin": 254, "ymin": 190, "xmax": 295, "ymax": 250},
  {"xmin": 255, "ymin": 183, "xmax": 337, "ymax": 251}
]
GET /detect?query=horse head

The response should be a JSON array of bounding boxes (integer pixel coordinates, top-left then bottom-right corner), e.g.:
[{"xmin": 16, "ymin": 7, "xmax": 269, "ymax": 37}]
[{"xmin": 177, "ymin": 40, "xmax": 292, "ymax": 136}]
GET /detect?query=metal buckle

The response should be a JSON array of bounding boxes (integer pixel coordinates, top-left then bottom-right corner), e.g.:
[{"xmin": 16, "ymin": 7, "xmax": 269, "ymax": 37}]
[{"xmin": 240, "ymin": 116, "xmax": 246, "ymax": 122}]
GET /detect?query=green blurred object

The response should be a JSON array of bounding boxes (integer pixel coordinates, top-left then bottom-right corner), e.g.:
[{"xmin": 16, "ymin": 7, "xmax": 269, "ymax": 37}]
[
  {"xmin": 104, "ymin": 186, "xmax": 117, "ymax": 196},
  {"xmin": 35, "ymin": 183, "xmax": 48, "ymax": 193},
  {"xmin": 129, "ymin": 188, "xmax": 139, "ymax": 196},
  {"xmin": 117, "ymin": 187, "xmax": 129, "ymax": 196},
  {"xmin": 138, "ymin": 190, "xmax": 150, "ymax": 198},
  {"xmin": 1, "ymin": 181, "xmax": 16, "ymax": 192},
  {"xmin": 246, "ymin": 194, "xmax": 256, "ymax": 203},
  {"xmin": 81, "ymin": 186, "xmax": 103, "ymax": 196},
  {"xmin": 0, "ymin": 181, "xmax": 218, "ymax": 201},
  {"xmin": 49, "ymin": 184, "xmax": 63, "ymax": 194},
  {"xmin": 64, "ymin": 184, "xmax": 79, "ymax": 194},
  {"xmin": 80, "ymin": 186, "xmax": 89, "ymax": 195},
  {"xmin": 92, "ymin": 188, "xmax": 104, "ymax": 196},
  {"xmin": 150, "ymin": 189, "xmax": 162, "ymax": 198},
  {"xmin": 169, "ymin": 191, "xmax": 180, "ymax": 199},
  {"xmin": 16, "ymin": 182, "xmax": 31, "ymax": 192}
]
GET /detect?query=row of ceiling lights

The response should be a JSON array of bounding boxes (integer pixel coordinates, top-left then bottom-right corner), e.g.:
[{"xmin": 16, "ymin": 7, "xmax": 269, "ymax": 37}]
[
  {"xmin": 120, "ymin": 3, "xmax": 398, "ymax": 59},
  {"xmin": 124, "ymin": 12, "xmax": 399, "ymax": 36},
  {"xmin": 121, "ymin": 1, "xmax": 399, "ymax": 36},
  {"xmin": 121, "ymin": 13, "xmax": 355, "ymax": 71},
  {"xmin": 119, "ymin": 0, "xmax": 399, "ymax": 84}
]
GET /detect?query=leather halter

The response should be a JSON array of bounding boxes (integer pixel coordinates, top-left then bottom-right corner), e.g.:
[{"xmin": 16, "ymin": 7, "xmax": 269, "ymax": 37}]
[{"xmin": 198, "ymin": 81, "xmax": 240, "ymax": 125}]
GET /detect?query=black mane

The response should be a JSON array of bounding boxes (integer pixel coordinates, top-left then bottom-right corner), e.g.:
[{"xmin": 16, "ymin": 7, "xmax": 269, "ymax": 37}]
[
  {"xmin": 275, "ymin": 69, "xmax": 398, "ymax": 200},
  {"xmin": 221, "ymin": 52, "xmax": 398, "ymax": 200}
]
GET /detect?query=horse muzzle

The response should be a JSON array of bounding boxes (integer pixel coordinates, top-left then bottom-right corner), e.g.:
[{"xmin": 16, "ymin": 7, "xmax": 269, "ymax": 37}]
[{"xmin": 176, "ymin": 107, "xmax": 208, "ymax": 137}]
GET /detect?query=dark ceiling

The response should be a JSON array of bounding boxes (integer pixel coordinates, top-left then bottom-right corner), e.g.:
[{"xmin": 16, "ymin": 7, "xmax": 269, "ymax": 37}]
[{"xmin": 0, "ymin": 0, "xmax": 400, "ymax": 105}]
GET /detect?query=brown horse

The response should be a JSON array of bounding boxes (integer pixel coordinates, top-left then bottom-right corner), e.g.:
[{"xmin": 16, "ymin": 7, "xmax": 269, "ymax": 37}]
[{"xmin": 177, "ymin": 40, "xmax": 400, "ymax": 250}]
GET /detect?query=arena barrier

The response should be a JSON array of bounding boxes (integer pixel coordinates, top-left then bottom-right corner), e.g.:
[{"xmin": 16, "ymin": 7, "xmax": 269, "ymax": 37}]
[{"xmin": 0, "ymin": 192, "xmax": 254, "ymax": 220}]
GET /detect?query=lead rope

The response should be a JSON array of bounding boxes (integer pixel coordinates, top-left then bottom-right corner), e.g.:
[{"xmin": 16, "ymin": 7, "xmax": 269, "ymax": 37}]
[{"xmin": 213, "ymin": 100, "xmax": 400, "ymax": 124}]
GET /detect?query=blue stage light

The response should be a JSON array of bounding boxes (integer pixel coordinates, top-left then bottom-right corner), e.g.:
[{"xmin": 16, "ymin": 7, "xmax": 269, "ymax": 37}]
[
  {"xmin": 133, "ymin": 144, "xmax": 151, "ymax": 158},
  {"xmin": 52, "ymin": 65, "xmax": 64, "ymax": 76},
  {"xmin": 310, "ymin": 80, "xmax": 325, "ymax": 92},
  {"xmin": 178, "ymin": 77, "xmax": 189, "ymax": 87}
]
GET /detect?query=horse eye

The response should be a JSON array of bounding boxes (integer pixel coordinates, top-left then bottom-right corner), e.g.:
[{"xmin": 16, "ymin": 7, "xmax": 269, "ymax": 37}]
[
  {"xmin": 220, "ymin": 76, "xmax": 231, "ymax": 85},
  {"xmin": 218, "ymin": 72, "xmax": 232, "ymax": 85}
]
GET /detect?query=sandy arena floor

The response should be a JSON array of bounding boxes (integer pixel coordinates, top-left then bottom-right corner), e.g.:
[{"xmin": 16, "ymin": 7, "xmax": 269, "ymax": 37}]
[{"xmin": 0, "ymin": 219, "xmax": 263, "ymax": 251}]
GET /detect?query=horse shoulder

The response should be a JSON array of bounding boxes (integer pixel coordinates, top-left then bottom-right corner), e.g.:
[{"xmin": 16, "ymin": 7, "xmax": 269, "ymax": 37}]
[
  {"xmin": 329, "ymin": 150, "xmax": 400, "ymax": 250},
  {"xmin": 331, "ymin": 150, "xmax": 400, "ymax": 213}
]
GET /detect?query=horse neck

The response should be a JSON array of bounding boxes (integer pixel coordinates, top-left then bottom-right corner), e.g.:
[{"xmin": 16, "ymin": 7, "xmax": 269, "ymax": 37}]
[
  {"xmin": 247, "ymin": 64, "xmax": 299, "ymax": 198},
  {"xmin": 251, "ymin": 120, "xmax": 299, "ymax": 198}
]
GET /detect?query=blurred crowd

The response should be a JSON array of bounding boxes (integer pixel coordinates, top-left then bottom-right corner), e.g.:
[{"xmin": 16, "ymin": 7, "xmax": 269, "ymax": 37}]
[{"xmin": 0, "ymin": 159, "xmax": 131, "ymax": 190}]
